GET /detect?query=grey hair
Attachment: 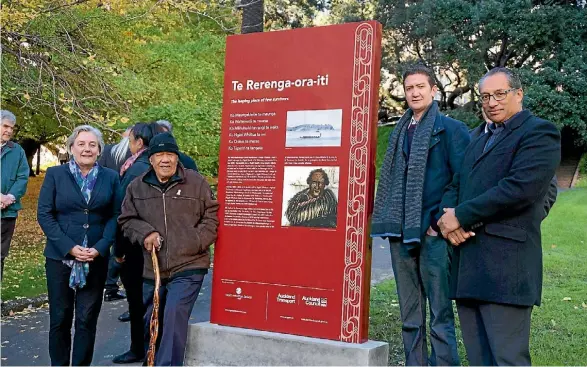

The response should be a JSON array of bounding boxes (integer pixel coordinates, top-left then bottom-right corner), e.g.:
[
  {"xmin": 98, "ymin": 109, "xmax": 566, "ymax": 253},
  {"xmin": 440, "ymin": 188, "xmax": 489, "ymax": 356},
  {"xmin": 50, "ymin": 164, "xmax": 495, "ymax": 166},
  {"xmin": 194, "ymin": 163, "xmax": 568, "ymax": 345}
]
[
  {"xmin": 111, "ymin": 136, "xmax": 130, "ymax": 166},
  {"xmin": 155, "ymin": 120, "xmax": 173, "ymax": 133},
  {"xmin": 1, "ymin": 110, "xmax": 17, "ymax": 125},
  {"xmin": 479, "ymin": 67, "xmax": 523, "ymax": 90},
  {"xmin": 66, "ymin": 125, "xmax": 105, "ymax": 156}
]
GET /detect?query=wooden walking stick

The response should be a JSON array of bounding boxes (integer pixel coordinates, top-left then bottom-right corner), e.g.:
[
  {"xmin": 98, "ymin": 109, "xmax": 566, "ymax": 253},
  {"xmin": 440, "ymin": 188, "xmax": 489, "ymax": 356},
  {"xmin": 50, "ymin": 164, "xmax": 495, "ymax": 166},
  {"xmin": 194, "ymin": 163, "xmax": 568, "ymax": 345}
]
[{"xmin": 147, "ymin": 241, "xmax": 162, "ymax": 367}]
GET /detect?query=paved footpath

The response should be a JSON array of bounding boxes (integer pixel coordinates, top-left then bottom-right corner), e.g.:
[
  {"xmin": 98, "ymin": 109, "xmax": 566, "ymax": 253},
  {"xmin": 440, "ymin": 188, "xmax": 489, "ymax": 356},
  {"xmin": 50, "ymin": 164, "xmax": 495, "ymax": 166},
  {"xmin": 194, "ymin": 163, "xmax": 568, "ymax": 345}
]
[{"xmin": 0, "ymin": 238, "xmax": 392, "ymax": 366}]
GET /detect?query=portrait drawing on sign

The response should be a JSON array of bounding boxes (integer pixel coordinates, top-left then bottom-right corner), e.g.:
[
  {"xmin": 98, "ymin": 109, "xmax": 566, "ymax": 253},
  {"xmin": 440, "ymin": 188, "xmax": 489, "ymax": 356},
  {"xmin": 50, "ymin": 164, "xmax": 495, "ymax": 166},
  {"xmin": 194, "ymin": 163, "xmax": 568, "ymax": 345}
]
[{"xmin": 282, "ymin": 166, "xmax": 339, "ymax": 228}]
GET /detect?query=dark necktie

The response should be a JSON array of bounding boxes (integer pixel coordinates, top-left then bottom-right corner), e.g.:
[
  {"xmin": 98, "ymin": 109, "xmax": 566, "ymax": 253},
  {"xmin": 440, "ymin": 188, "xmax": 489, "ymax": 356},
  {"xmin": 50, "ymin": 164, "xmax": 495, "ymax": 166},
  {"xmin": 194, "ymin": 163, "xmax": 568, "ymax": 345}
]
[{"xmin": 483, "ymin": 123, "xmax": 504, "ymax": 152}]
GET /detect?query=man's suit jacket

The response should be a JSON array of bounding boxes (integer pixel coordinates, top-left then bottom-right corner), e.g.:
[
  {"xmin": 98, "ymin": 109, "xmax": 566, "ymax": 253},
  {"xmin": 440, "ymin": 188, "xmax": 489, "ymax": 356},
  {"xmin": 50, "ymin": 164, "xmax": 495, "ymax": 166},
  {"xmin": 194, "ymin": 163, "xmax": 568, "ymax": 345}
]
[
  {"xmin": 37, "ymin": 164, "xmax": 121, "ymax": 260},
  {"xmin": 470, "ymin": 122, "xmax": 558, "ymax": 218},
  {"xmin": 402, "ymin": 112, "xmax": 471, "ymax": 236},
  {"xmin": 441, "ymin": 110, "xmax": 561, "ymax": 306}
]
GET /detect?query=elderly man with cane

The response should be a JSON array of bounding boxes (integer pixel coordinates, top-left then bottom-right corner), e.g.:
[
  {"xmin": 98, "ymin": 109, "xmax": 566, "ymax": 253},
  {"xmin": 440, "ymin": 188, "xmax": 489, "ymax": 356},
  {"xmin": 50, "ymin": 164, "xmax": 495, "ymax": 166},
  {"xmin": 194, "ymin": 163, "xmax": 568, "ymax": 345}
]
[{"xmin": 118, "ymin": 132, "xmax": 219, "ymax": 366}]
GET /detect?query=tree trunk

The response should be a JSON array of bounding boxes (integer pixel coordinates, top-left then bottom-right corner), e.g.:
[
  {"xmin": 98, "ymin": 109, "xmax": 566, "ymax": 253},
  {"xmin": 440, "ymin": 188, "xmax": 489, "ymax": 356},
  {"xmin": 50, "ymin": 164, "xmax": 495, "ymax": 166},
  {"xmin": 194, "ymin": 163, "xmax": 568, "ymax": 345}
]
[
  {"xmin": 18, "ymin": 138, "xmax": 42, "ymax": 177},
  {"xmin": 241, "ymin": 0, "xmax": 264, "ymax": 34},
  {"xmin": 36, "ymin": 147, "xmax": 41, "ymax": 175}
]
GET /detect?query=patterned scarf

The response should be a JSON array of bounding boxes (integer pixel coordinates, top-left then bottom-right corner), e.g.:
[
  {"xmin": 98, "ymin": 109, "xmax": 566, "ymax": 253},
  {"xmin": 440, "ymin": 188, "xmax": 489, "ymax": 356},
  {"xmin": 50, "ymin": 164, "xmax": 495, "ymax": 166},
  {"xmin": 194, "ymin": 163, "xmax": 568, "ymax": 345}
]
[
  {"xmin": 63, "ymin": 159, "xmax": 99, "ymax": 289},
  {"xmin": 120, "ymin": 148, "xmax": 147, "ymax": 176},
  {"xmin": 371, "ymin": 101, "xmax": 438, "ymax": 244}
]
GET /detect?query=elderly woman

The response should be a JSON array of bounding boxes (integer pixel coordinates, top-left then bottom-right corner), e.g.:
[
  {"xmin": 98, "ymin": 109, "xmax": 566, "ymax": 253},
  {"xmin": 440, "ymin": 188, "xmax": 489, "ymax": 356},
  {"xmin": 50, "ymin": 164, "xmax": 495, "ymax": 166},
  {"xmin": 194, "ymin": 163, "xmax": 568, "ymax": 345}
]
[{"xmin": 37, "ymin": 125, "xmax": 120, "ymax": 366}]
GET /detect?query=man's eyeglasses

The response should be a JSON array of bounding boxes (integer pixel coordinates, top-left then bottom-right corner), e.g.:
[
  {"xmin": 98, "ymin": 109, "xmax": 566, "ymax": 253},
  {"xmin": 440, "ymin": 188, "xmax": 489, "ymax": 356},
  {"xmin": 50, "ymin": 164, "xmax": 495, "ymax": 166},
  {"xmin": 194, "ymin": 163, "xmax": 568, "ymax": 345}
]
[{"xmin": 480, "ymin": 88, "xmax": 518, "ymax": 104}]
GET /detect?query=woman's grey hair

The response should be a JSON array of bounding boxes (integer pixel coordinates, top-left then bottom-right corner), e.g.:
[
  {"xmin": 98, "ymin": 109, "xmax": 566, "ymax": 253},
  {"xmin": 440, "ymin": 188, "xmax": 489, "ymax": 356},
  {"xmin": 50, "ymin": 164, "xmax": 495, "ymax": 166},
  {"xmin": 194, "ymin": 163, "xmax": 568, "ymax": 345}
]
[
  {"xmin": 111, "ymin": 136, "xmax": 130, "ymax": 166},
  {"xmin": 66, "ymin": 125, "xmax": 105, "ymax": 156},
  {"xmin": 155, "ymin": 119, "xmax": 173, "ymax": 133},
  {"xmin": 1, "ymin": 110, "xmax": 17, "ymax": 124}
]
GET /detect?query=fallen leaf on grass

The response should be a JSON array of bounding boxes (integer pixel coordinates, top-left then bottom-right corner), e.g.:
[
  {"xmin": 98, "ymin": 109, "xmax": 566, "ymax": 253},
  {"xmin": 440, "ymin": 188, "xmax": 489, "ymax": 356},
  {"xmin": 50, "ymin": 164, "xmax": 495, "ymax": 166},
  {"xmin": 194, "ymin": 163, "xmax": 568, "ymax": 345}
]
[
  {"xmin": 563, "ymin": 297, "xmax": 572, "ymax": 301},
  {"xmin": 582, "ymin": 302, "xmax": 587, "ymax": 309},
  {"xmin": 550, "ymin": 244, "xmax": 557, "ymax": 248},
  {"xmin": 551, "ymin": 319, "xmax": 557, "ymax": 327}
]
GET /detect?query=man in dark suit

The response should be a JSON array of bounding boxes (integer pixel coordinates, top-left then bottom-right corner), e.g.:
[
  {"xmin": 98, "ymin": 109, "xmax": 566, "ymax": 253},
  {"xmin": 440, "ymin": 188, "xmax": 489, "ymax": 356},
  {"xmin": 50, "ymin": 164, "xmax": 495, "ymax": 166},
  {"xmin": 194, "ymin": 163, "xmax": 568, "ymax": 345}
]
[
  {"xmin": 438, "ymin": 67, "xmax": 561, "ymax": 365},
  {"xmin": 470, "ymin": 112, "xmax": 559, "ymax": 219}
]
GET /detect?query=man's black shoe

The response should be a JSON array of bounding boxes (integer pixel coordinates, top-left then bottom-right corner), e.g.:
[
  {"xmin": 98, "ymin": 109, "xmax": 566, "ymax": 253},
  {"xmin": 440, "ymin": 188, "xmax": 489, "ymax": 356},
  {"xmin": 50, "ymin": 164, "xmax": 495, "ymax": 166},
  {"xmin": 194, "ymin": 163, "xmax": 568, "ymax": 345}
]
[
  {"xmin": 118, "ymin": 310, "xmax": 131, "ymax": 322},
  {"xmin": 112, "ymin": 350, "xmax": 144, "ymax": 364},
  {"xmin": 104, "ymin": 291, "xmax": 126, "ymax": 302}
]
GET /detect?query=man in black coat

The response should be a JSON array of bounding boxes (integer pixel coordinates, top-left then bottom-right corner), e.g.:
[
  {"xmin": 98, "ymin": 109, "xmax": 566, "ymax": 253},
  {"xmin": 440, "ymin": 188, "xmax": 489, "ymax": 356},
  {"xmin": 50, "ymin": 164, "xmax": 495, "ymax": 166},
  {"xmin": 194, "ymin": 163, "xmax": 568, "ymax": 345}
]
[
  {"xmin": 470, "ymin": 113, "xmax": 559, "ymax": 219},
  {"xmin": 438, "ymin": 67, "xmax": 561, "ymax": 365}
]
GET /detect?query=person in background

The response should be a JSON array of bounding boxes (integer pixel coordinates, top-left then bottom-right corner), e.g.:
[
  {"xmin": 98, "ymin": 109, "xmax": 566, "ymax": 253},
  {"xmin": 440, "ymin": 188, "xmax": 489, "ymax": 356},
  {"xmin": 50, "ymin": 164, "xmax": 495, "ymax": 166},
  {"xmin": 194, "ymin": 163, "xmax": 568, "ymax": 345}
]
[
  {"xmin": 155, "ymin": 120, "xmax": 199, "ymax": 171},
  {"xmin": 118, "ymin": 132, "xmax": 218, "ymax": 366},
  {"xmin": 99, "ymin": 127, "xmax": 132, "ymax": 172},
  {"xmin": 37, "ymin": 125, "xmax": 120, "ymax": 366},
  {"xmin": 111, "ymin": 122, "xmax": 164, "ymax": 364},
  {"xmin": 1, "ymin": 110, "xmax": 30, "ymax": 279},
  {"xmin": 100, "ymin": 127, "xmax": 133, "ymax": 304},
  {"xmin": 58, "ymin": 148, "xmax": 69, "ymax": 165}
]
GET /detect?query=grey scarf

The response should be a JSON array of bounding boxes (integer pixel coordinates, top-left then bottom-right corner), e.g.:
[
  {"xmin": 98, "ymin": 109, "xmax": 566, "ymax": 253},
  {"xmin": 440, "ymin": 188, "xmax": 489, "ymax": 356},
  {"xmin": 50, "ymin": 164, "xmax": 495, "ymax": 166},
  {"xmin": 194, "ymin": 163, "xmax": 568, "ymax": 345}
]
[{"xmin": 371, "ymin": 101, "xmax": 438, "ymax": 244}]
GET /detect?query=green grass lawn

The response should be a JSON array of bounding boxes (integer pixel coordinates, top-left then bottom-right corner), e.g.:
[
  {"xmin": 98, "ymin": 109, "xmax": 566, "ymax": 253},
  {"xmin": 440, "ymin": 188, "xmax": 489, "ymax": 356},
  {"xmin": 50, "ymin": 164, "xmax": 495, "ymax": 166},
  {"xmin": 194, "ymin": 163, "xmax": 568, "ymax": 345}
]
[{"xmin": 369, "ymin": 188, "xmax": 587, "ymax": 365}]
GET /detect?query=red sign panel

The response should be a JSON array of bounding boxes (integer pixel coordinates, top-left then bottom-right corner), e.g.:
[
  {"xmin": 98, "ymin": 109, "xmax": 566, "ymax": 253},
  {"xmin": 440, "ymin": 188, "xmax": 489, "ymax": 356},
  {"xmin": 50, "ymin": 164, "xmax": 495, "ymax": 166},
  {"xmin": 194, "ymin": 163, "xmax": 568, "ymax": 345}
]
[{"xmin": 211, "ymin": 22, "xmax": 382, "ymax": 343}]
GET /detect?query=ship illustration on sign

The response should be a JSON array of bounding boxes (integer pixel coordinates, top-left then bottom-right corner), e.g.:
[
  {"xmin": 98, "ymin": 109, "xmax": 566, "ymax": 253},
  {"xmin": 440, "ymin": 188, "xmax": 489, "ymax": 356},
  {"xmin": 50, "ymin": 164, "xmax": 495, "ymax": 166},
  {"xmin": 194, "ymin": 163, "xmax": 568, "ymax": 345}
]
[
  {"xmin": 285, "ymin": 109, "xmax": 343, "ymax": 148},
  {"xmin": 300, "ymin": 130, "xmax": 322, "ymax": 139},
  {"xmin": 287, "ymin": 124, "xmax": 335, "ymax": 145}
]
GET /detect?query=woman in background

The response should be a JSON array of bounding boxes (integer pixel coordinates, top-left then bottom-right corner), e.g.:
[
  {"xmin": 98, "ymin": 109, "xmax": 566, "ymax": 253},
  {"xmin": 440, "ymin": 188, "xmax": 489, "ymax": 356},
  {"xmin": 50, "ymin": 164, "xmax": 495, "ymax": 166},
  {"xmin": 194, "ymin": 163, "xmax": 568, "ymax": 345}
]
[
  {"xmin": 112, "ymin": 122, "xmax": 164, "ymax": 364},
  {"xmin": 99, "ymin": 126, "xmax": 133, "ymax": 304}
]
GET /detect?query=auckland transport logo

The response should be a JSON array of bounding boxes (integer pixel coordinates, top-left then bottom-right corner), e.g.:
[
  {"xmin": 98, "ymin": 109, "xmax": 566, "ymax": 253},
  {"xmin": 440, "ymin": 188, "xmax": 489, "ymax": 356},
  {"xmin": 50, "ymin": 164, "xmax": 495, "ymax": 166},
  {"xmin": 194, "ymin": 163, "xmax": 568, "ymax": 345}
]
[{"xmin": 276, "ymin": 293, "xmax": 296, "ymax": 304}]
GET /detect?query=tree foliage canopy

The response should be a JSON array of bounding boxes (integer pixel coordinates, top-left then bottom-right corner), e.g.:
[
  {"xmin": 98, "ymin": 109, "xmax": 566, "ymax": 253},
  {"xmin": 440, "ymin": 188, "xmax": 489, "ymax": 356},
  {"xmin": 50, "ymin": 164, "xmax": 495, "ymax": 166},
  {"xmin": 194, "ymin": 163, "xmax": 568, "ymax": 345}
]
[
  {"xmin": 1, "ymin": 0, "xmax": 235, "ymax": 175},
  {"xmin": 2, "ymin": 0, "xmax": 586, "ymax": 178},
  {"xmin": 374, "ymin": 0, "xmax": 587, "ymax": 146},
  {"xmin": 291, "ymin": 0, "xmax": 587, "ymax": 147}
]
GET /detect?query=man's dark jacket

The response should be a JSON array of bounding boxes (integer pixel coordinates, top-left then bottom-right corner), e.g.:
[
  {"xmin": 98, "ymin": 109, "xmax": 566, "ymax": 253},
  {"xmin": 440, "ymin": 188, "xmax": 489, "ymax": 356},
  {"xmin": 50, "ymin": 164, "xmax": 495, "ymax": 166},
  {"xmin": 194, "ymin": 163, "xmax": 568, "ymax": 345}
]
[
  {"xmin": 179, "ymin": 152, "xmax": 198, "ymax": 172},
  {"xmin": 113, "ymin": 150, "xmax": 199, "ymax": 257},
  {"xmin": 118, "ymin": 166, "xmax": 219, "ymax": 280},
  {"xmin": 408, "ymin": 112, "xmax": 471, "ymax": 235},
  {"xmin": 37, "ymin": 164, "xmax": 121, "ymax": 260},
  {"xmin": 470, "ymin": 122, "xmax": 558, "ymax": 218},
  {"xmin": 441, "ymin": 110, "xmax": 561, "ymax": 306}
]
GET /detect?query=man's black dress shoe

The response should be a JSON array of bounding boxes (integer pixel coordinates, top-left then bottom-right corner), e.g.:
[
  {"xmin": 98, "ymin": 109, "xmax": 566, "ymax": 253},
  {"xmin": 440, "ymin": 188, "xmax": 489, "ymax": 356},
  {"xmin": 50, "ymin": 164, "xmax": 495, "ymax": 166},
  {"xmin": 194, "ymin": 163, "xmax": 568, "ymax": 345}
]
[
  {"xmin": 118, "ymin": 310, "xmax": 131, "ymax": 322},
  {"xmin": 104, "ymin": 291, "xmax": 126, "ymax": 302},
  {"xmin": 112, "ymin": 350, "xmax": 144, "ymax": 364}
]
